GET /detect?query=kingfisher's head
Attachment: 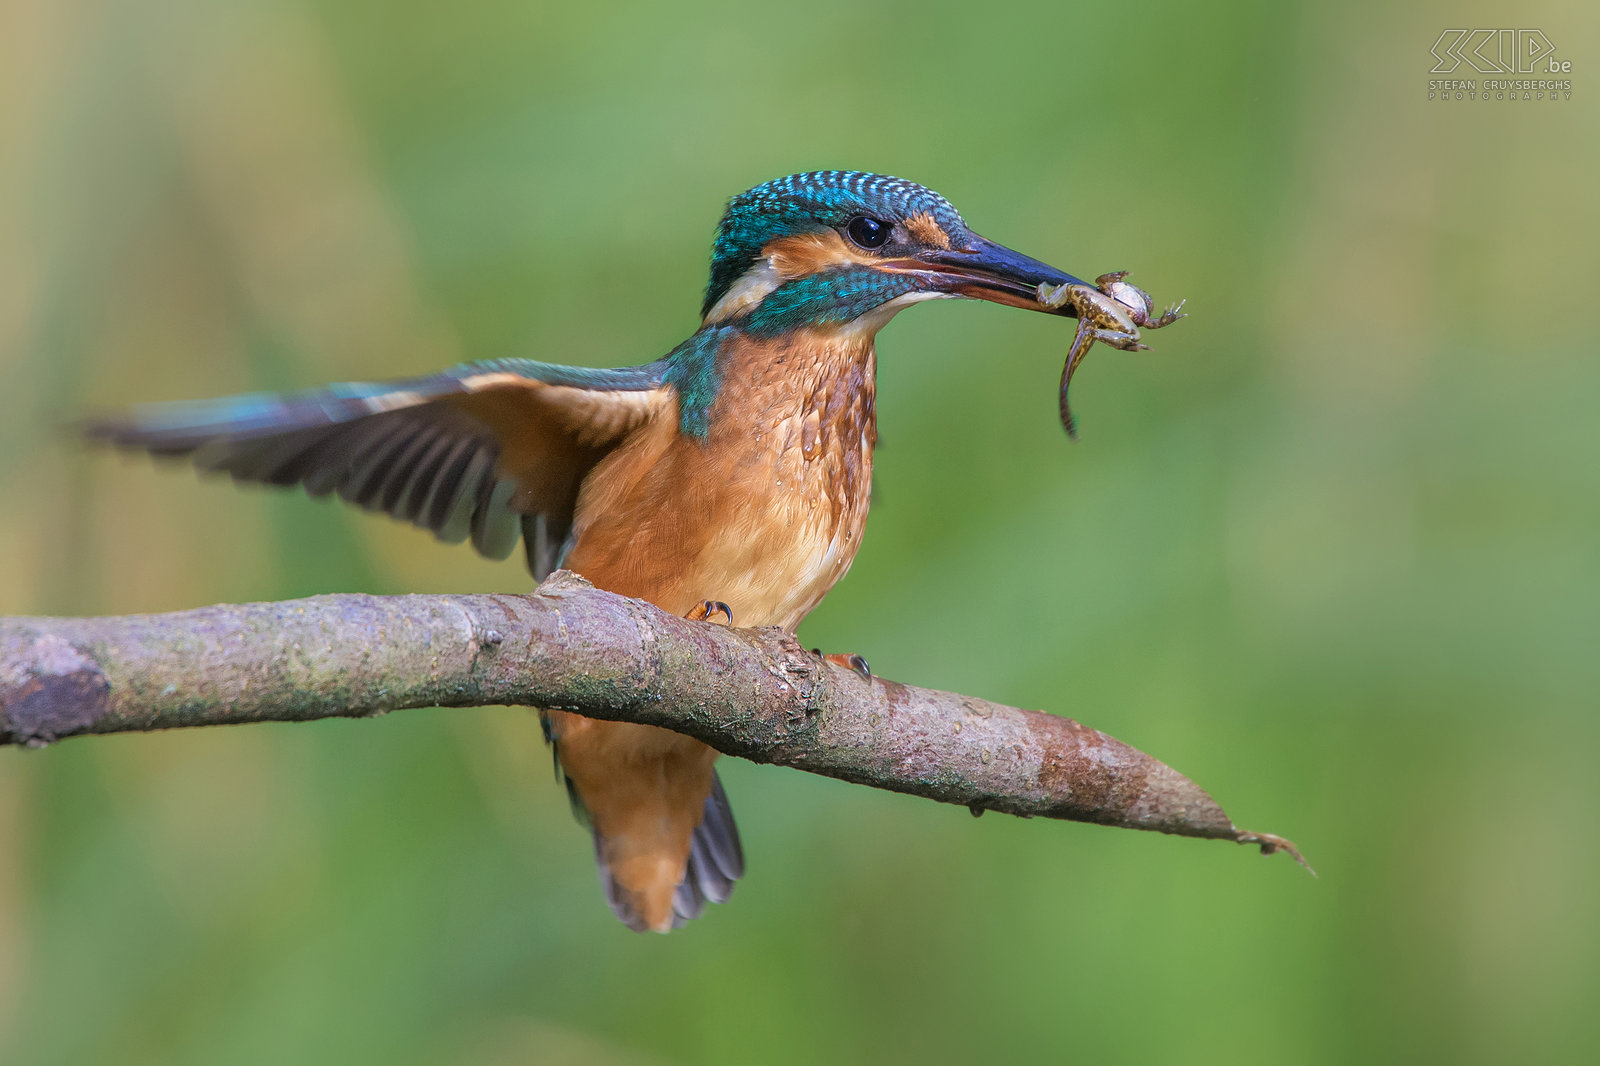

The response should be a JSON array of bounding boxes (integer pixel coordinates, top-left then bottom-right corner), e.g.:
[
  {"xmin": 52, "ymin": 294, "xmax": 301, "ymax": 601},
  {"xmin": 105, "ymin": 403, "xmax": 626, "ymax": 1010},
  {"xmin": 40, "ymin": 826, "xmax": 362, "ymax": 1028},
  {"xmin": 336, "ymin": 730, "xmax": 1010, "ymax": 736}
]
[{"xmin": 701, "ymin": 170, "xmax": 1086, "ymax": 336}]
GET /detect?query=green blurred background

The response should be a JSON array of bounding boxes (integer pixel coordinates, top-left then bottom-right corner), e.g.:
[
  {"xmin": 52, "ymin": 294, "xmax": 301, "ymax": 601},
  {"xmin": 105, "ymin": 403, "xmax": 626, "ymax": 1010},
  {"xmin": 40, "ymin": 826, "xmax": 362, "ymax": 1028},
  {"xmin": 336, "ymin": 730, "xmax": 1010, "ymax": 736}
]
[{"xmin": 2, "ymin": 0, "xmax": 1596, "ymax": 1063}]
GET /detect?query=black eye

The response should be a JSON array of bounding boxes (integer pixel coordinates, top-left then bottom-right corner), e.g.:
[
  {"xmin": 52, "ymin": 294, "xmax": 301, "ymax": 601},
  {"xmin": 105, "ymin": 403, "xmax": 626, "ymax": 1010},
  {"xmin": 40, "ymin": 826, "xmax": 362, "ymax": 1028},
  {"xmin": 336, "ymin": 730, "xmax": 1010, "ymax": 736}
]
[{"xmin": 845, "ymin": 216, "xmax": 891, "ymax": 249}]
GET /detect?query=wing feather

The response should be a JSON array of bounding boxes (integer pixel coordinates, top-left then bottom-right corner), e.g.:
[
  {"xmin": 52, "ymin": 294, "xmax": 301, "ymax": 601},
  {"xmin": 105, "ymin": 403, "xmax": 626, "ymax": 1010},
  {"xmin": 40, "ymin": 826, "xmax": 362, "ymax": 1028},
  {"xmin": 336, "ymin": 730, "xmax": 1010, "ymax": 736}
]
[{"xmin": 88, "ymin": 359, "xmax": 671, "ymax": 578}]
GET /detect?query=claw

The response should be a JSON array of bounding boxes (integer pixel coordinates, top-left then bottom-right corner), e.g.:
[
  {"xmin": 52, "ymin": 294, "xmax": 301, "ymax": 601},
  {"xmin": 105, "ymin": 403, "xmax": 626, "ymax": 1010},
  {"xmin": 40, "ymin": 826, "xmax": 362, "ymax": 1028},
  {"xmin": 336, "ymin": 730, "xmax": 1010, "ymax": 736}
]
[
  {"xmin": 686, "ymin": 600, "xmax": 733, "ymax": 626},
  {"xmin": 814, "ymin": 650, "xmax": 872, "ymax": 680}
]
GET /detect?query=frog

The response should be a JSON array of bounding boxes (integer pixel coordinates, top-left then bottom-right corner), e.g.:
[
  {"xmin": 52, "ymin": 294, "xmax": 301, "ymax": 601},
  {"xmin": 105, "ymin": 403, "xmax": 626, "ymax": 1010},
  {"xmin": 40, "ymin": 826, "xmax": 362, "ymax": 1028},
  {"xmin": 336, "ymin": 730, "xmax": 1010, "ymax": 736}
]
[{"xmin": 1037, "ymin": 272, "xmax": 1186, "ymax": 439}]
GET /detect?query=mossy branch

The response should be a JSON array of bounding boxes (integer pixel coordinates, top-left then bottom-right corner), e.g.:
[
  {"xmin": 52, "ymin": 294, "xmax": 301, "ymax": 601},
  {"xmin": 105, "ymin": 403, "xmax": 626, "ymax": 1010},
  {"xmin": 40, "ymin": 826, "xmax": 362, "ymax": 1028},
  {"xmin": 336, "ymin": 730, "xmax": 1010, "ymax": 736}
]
[{"xmin": 0, "ymin": 571, "xmax": 1306, "ymax": 867}]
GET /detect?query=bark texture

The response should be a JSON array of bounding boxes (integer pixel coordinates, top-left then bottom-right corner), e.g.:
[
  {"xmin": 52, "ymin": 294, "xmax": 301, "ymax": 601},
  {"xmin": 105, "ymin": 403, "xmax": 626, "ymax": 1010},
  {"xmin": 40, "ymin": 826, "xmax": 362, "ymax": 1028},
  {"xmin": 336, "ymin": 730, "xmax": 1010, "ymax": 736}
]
[{"xmin": 0, "ymin": 571, "xmax": 1306, "ymax": 865}]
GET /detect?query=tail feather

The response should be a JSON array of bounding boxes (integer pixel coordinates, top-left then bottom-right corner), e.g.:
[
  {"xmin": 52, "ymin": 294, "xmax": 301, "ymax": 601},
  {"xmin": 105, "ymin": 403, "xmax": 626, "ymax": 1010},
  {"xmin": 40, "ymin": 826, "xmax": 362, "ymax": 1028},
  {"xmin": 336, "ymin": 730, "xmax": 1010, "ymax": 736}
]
[
  {"xmin": 593, "ymin": 772, "xmax": 744, "ymax": 932},
  {"xmin": 593, "ymin": 833, "xmax": 651, "ymax": 933},
  {"xmin": 692, "ymin": 773, "xmax": 745, "ymax": 891},
  {"xmin": 670, "ymin": 863, "xmax": 706, "ymax": 929},
  {"xmin": 672, "ymin": 774, "xmax": 744, "ymax": 921}
]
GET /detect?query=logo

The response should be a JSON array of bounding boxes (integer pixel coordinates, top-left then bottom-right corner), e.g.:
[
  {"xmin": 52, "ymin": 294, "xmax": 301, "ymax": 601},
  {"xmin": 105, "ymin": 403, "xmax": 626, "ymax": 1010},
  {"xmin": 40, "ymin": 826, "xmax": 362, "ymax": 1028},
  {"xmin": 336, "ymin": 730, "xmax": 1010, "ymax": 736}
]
[
  {"xmin": 1428, "ymin": 30, "xmax": 1574, "ymax": 101},
  {"xmin": 1430, "ymin": 30, "xmax": 1566, "ymax": 74}
]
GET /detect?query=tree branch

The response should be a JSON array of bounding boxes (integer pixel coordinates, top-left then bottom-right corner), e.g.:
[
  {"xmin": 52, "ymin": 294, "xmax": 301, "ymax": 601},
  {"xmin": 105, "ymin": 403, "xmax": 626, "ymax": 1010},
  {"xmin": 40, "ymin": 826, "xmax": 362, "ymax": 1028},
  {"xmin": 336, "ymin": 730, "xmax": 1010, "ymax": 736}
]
[{"xmin": 0, "ymin": 571, "xmax": 1307, "ymax": 868}]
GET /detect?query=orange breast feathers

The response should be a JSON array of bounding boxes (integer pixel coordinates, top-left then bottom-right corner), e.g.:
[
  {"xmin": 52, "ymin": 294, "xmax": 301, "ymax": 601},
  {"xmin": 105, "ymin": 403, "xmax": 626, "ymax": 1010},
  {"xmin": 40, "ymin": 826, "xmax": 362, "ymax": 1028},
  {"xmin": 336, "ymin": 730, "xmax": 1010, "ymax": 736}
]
[
  {"xmin": 546, "ymin": 327, "xmax": 878, "ymax": 932},
  {"xmin": 563, "ymin": 326, "xmax": 878, "ymax": 632}
]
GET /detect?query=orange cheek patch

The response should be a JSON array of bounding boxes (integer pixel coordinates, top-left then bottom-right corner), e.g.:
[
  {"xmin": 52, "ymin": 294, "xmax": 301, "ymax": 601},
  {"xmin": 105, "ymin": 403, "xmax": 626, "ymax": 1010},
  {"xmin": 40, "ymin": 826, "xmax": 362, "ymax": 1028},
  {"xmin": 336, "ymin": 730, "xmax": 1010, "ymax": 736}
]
[
  {"xmin": 903, "ymin": 212, "xmax": 951, "ymax": 249},
  {"xmin": 764, "ymin": 231, "xmax": 878, "ymax": 280}
]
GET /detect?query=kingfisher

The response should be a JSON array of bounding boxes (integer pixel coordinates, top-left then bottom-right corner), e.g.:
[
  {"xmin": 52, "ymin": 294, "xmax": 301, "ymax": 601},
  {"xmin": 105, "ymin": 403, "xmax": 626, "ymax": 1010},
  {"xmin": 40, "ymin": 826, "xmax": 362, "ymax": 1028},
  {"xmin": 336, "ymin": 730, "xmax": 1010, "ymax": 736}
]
[{"xmin": 90, "ymin": 171, "xmax": 1091, "ymax": 933}]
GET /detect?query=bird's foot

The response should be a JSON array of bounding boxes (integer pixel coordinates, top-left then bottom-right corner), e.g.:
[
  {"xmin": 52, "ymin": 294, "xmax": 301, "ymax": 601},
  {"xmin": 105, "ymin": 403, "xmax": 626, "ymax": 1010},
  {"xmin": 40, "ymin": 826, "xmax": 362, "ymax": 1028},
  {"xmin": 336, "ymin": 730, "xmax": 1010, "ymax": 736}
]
[
  {"xmin": 686, "ymin": 600, "xmax": 733, "ymax": 626},
  {"xmin": 812, "ymin": 649, "xmax": 871, "ymax": 681}
]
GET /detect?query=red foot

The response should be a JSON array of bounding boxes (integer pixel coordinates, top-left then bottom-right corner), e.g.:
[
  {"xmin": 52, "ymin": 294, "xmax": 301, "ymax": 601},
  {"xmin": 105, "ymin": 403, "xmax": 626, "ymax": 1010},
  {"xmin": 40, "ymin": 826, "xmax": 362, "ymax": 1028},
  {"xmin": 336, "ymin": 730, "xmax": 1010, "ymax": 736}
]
[
  {"xmin": 686, "ymin": 600, "xmax": 733, "ymax": 626},
  {"xmin": 817, "ymin": 651, "xmax": 871, "ymax": 680}
]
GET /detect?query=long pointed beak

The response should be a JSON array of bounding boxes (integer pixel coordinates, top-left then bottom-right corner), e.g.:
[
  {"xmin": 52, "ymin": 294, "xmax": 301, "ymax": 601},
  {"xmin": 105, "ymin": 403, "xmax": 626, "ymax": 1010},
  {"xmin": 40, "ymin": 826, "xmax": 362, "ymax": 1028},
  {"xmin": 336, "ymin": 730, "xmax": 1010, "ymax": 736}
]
[{"xmin": 909, "ymin": 233, "xmax": 1087, "ymax": 315}]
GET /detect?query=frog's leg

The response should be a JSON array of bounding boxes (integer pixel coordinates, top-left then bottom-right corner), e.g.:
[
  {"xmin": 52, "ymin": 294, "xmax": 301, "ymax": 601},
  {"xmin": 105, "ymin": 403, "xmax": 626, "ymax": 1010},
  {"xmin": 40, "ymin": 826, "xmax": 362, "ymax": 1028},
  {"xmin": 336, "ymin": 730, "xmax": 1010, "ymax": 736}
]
[
  {"xmin": 1036, "ymin": 281, "xmax": 1081, "ymax": 311},
  {"xmin": 1059, "ymin": 318, "xmax": 1099, "ymax": 439},
  {"xmin": 1084, "ymin": 328, "xmax": 1148, "ymax": 351}
]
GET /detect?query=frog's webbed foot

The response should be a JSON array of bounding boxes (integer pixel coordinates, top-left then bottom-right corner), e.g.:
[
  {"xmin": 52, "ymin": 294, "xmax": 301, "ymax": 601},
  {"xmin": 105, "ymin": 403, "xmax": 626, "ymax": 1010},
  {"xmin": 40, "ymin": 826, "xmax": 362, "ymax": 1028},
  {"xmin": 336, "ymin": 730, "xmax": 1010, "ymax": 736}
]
[
  {"xmin": 686, "ymin": 600, "xmax": 733, "ymax": 626},
  {"xmin": 1144, "ymin": 299, "xmax": 1187, "ymax": 330}
]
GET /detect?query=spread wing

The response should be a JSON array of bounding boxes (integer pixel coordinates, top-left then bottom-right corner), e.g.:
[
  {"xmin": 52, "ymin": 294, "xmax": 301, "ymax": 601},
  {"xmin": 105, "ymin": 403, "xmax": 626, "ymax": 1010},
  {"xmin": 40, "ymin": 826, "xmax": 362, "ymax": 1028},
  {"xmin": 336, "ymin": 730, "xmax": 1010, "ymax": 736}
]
[{"xmin": 86, "ymin": 358, "xmax": 672, "ymax": 579}]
